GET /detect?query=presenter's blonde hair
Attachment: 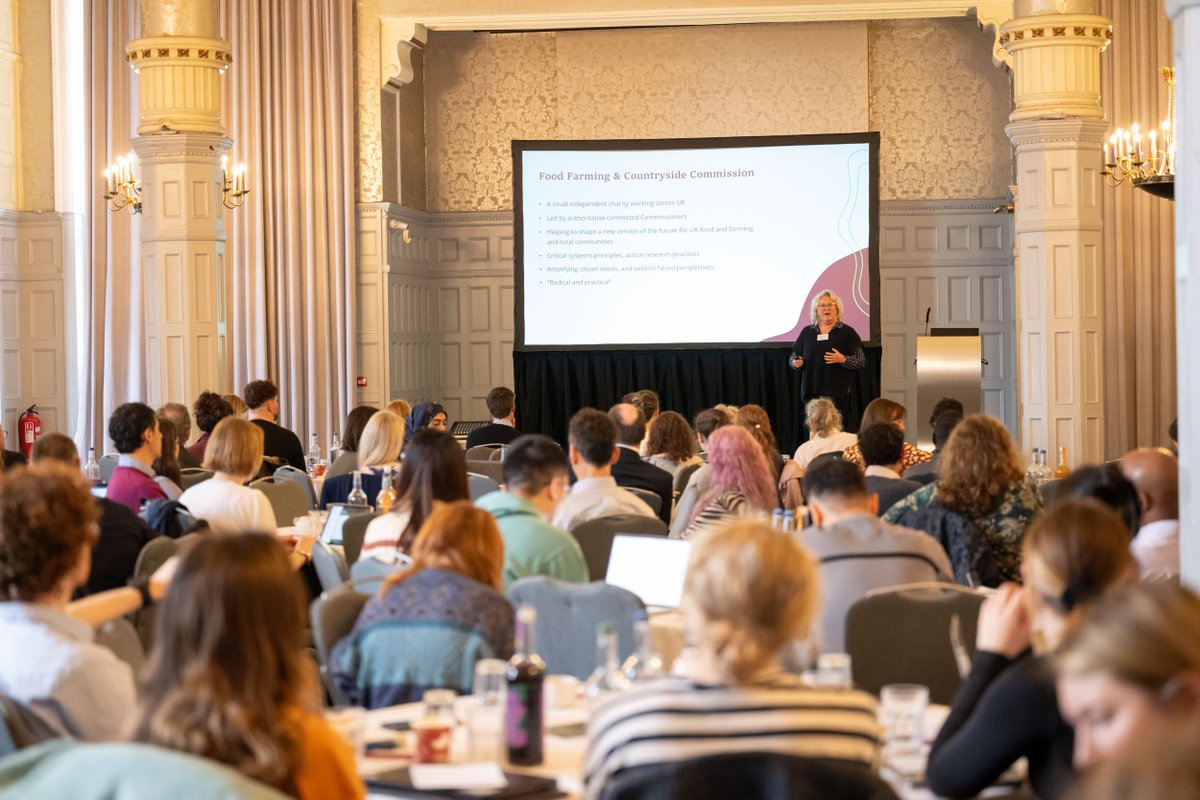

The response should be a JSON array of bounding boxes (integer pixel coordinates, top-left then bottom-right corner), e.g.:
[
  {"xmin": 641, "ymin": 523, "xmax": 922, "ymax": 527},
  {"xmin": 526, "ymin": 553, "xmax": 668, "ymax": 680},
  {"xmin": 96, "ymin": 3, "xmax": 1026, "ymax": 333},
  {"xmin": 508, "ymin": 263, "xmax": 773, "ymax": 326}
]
[{"xmin": 809, "ymin": 290, "xmax": 845, "ymax": 325}]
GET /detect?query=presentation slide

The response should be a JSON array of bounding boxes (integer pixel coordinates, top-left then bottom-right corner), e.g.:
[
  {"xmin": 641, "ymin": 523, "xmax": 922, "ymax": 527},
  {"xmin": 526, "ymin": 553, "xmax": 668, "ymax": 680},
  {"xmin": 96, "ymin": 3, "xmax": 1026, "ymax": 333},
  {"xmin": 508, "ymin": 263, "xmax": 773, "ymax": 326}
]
[{"xmin": 514, "ymin": 136, "xmax": 876, "ymax": 350}]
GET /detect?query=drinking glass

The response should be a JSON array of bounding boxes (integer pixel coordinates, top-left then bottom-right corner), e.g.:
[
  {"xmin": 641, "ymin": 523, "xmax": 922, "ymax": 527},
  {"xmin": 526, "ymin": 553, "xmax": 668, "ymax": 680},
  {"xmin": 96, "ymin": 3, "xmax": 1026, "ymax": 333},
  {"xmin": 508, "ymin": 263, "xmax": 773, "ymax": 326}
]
[
  {"xmin": 879, "ymin": 684, "xmax": 929, "ymax": 752},
  {"xmin": 325, "ymin": 706, "xmax": 366, "ymax": 759},
  {"xmin": 817, "ymin": 652, "xmax": 853, "ymax": 689},
  {"xmin": 472, "ymin": 659, "xmax": 507, "ymax": 705}
]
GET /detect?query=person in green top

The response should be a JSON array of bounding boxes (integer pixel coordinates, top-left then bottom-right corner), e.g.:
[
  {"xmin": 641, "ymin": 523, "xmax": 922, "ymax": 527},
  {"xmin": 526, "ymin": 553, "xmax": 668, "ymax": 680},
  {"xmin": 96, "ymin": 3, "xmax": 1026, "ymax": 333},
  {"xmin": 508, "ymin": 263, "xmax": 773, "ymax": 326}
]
[{"xmin": 475, "ymin": 434, "xmax": 589, "ymax": 589}]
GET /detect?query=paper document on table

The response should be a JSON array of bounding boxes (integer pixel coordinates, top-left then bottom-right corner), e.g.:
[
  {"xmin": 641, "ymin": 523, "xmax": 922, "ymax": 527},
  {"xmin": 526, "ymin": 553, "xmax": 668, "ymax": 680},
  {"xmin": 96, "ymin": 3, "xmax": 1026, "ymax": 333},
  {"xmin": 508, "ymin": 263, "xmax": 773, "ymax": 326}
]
[{"xmin": 409, "ymin": 762, "xmax": 509, "ymax": 791}]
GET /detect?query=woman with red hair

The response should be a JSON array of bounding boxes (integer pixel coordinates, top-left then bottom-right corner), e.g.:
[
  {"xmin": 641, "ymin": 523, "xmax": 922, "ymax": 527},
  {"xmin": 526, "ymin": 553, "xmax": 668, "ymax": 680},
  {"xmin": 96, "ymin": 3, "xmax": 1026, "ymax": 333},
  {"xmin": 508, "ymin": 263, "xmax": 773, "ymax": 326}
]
[{"xmin": 677, "ymin": 426, "xmax": 778, "ymax": 540}]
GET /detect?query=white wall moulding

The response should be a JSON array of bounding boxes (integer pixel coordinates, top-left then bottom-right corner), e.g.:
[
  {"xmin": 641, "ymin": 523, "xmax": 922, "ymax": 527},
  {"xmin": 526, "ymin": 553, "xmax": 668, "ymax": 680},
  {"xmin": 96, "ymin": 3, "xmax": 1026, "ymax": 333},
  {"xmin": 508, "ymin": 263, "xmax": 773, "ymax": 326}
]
[
  {"xmin": 126, "ymin": 35, "xmax": 230, "ymax": 134},
  {"xmin": 1000, "ymin": 14, "xmax": 1111, "ymax": 120},
  {"xmin": 380, "ymin": 19, "xmax": 427, "ymax": 87}
]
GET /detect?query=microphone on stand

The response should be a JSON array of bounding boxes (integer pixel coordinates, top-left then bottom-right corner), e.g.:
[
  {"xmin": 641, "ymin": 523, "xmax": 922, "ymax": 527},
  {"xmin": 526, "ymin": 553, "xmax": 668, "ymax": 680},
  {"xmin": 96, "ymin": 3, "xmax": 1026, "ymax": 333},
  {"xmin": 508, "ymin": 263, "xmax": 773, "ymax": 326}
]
[{"xmin": 924, "ymin": 307, "xmax": 931, "ymax": 338}]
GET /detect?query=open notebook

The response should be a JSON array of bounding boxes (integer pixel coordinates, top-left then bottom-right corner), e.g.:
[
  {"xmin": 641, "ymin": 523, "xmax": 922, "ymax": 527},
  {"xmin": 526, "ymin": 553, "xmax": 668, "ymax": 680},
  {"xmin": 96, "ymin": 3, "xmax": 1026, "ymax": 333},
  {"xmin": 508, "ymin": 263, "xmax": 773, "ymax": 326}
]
[{"xmin": 604, "ymin": 534, "xmax": 693, "ymax": 610}]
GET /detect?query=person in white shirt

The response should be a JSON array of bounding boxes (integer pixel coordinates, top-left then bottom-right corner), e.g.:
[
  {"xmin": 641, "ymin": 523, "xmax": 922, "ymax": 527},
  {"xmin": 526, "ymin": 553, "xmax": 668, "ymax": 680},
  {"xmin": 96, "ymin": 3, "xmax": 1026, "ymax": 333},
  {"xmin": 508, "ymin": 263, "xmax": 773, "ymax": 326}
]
[
  {"xmin": 1120, "ymin": 447, "xmax": 1180, "ymax": 581},
  {"xmin": 792, "ymin": 397, "xmax": 858, "ymax": 471},
  {"xmin": 180, "ymin": 416, "xmax": 277, "ymax": 535},
  {"xmin": 0, "ymin": 463, "xmax": 138, "ymax": 740},
  {"xmin": 552, "ymin": 408, "xmax": 656, "ymax": 531}
]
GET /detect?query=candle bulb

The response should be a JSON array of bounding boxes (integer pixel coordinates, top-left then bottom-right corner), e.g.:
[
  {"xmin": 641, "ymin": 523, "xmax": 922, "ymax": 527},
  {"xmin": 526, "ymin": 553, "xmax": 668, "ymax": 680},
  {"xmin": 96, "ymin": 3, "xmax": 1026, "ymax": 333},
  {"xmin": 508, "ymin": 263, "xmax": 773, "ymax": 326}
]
[
  {"xmin": 1134, "ymin": 132, "xmax": 1143, "ymax": 161},
  {"xmin": 1103, "ymin": 142, "xmax": 1110, "ymax": 166}
]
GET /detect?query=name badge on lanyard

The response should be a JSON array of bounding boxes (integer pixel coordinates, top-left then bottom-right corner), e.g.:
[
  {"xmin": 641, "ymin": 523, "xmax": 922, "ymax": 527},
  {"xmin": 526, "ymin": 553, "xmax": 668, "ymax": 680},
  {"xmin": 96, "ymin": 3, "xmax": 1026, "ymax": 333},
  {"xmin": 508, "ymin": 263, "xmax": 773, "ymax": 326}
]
[{"xmin": 817, "ymin": 334, "xmax": 830, "ymax": 342}]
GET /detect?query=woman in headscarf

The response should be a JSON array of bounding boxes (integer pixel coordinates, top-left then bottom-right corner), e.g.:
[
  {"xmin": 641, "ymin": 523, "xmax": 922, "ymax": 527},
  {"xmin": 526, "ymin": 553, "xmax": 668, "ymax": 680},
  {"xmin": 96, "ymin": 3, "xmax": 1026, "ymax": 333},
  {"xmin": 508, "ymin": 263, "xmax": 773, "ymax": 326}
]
[{"xmin": 403, "ymin": 401, "xmax": 448, "ymax": 447}]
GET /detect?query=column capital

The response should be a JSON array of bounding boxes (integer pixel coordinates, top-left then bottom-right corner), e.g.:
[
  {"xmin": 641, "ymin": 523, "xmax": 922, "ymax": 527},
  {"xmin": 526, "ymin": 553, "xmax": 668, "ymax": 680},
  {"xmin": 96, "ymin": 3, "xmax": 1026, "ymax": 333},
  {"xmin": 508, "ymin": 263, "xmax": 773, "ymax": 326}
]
[
  {"xmin": 380, "ymin": 19, "xmax": 427, "ymax": 87},
  {"xmin": 127, "ymin": 35, "xmax": 231, "ymax": 135},
  {"xmin": 1001, "ymin": 13, "xmax": 1111, "ymax": 121}
]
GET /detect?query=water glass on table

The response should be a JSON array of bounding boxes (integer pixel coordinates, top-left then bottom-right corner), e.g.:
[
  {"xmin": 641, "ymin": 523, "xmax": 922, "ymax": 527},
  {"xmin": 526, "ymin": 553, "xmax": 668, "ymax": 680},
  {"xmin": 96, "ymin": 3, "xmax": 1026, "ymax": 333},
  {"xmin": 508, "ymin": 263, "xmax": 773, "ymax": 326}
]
[
  {"xmin": 467, "ymin": 659, "xmax": 507, "ymax": 761},
  {"xmin": 415, "ymin": 689, "xmax": 457, "ymax": 763},
  {"xmin": 326, "ymin": 706, "xmax": 366, "ymax": 759},
  {"xmin": 879, "ymin": 683, "xmax": 929, "ymax": 755}
]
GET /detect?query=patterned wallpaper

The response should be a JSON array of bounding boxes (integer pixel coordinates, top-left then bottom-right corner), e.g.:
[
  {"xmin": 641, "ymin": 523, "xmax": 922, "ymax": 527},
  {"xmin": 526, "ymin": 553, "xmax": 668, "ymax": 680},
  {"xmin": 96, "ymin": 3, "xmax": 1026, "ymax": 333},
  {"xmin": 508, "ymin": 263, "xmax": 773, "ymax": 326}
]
[
  {"xmin": 398, "ymin": 51, "xmax": 427, "ymax": 210},
  {"xmin": 17, "ymin": 0, "xmax": 54, "ymax": 211},
  {"xmin": 868, "ymin": 18, "xmax": 1014, "ymax": 201},
  {"xmin": 355, "ymin": 0, "xmax": 383, "ymax": 203},
  {"xmin": 418, "ymin": 18, "xmax": 1012, "ymax": 211}
]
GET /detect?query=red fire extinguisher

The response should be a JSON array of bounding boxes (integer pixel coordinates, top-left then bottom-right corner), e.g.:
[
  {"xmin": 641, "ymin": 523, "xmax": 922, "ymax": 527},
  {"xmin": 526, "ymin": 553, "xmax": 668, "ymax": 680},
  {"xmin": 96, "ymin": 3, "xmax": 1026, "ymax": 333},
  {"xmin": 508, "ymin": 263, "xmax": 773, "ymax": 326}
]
[{"xmin": 17, "ymin": 405, "xmax": 40, "ymax": 460}]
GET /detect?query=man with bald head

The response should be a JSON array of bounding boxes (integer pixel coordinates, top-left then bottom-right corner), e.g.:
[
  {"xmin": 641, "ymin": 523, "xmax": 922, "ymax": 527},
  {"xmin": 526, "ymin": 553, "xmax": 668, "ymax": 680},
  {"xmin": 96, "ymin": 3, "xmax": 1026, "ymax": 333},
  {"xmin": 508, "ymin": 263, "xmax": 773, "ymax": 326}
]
[
  {"xmin": 608, "ymin": 402, "xmax": 673, "ymax": 524},
  {"xmin": 1120, "ymin": 447, "xmax": 1179, "ymax": 581}
]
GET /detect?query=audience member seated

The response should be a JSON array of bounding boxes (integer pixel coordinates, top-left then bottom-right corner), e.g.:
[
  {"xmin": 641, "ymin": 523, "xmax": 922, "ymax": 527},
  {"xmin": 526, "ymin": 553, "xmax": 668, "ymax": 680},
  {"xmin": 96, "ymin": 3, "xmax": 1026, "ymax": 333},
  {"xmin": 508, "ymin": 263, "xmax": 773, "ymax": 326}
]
[
  {"xmin": 1118, "ymin": 447, "xmax": 1179, "ymax": 580},
  {"xmin": 792, "ymin": 398, "xmax": 857, "ymax": 472},
  {"xmin": 386, "ymin": 398, "xmax": 412, "ymax": 420},
  {"xmin": 0, "ymin": 463, "xmax": 137, "ymax": 739},
  {"xmin": 325, "ymin": 405, "xmax": 379, "ymax": 480},
  {"xmin": 245, "ymin": 379, "xmax": 306, "ymax": 472},
  {"xmin": 151, "ymin": 415, "xmax": 185, "ymax": 500},
  {"xmin": 1067, "ymin": 715, "xmax": 1200, "ymax": 800},
  {"xmin": 858, "ymin": 423, "xmax": 923, "ymax": 515},
  {"xmin": 403, "ymin": 401, "xmax": 449, "ymax": 449},
  {"xmin": 465, "ymin": 386, "xmax": 522, "ymax": 449},
  {"xmin": 905, "ymin": 407, "xmax": 964, "ymax": 485},
  {"xmin": 0, "ymin": 420, "xmax": 26, "ymax": 470},
  {"xmin": 105, "ymin": 402, "xmax": 168, "ymax": 513},
  {"xmin": 622, "ymin": 389, "xmax": 660, "ymax": 453},
  {"xmin": 362, "ymin": 429, "xmax": 469, "ymax": 555},
  {"xmin": 186, "ymin": 391, "xmax": 232, "ymax": 463},
  {"xmin": 925, "ymin": 498, "xmax": 1135, "ymax": 800},
  {"xmin": 670, "ymin": 407, "xmax": 732, "ymax": 533},
  {"xmin": 799, "ymin": 459, "xmax": 953, "ymax": 653},
  {"xmin": 584, "ymin": 520, "xmax": 882, "ymax": 797},
  {"xmin": 223, "ymin": 392, "xmax": 248, "ymax": 417},
  {"xmin": 1054, "ymin": 464, "xmax": 1141, "ymax": 535},
  {"xmin": 1055, "ymin": 582, "xmax": 1200, "ymax": 772},
  {"xmin": 179, "ymin": 417, "xmax": 276, "ymax": 535},
  {"xmin": 843, "ymin": 398, "xmax": 932, "ymax": 472},
  {"xmin": 885, "ymin": 414, "xmax": 1043, "ymax": 583},
  {"xmin": 332, "ymin": 501, "xmax": 514, "ymax": 708},
  {"xmin": 319, "ymin": 411, "xmax": 405, "ymax": 509},
  {"xmin": 475, "ymin": 434, "xmax": 588, "ymax": 588},
  {"xmin": 551, "ymin": 408, "xmax": 656, "ymax": 531},
  {"xmin": 737, "ymin": 404, "xmax": 784, "ymax": 478},
  {"xmin": 158, "ymin": 402, "xmax": 202, "ymax": 469},
  {"xmin": 678, "ymin": 426, "xmax": 777, "ymax": 541},
  {"xmin": 642, "ymin": 410, "xmax": 703, "ymax": 478},
  {"xmin": 608, "ymin": 403, "xmax": 673, "ymax": 524},
  {"xmin": 30, "ymin": 433, "xmax": 159, "ymax": 596},
  {"xmin": 133, "ymin": 532, "xmax": 364, "ymax": 799}
]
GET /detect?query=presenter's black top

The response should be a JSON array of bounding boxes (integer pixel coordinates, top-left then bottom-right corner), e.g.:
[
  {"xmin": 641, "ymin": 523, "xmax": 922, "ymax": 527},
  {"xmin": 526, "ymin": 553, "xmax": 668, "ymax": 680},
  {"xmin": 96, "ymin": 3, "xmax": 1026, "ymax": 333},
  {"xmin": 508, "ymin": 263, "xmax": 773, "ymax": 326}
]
[{"xmin": 789, "ymin": 322, "xmax": 865, "ymax": 400}]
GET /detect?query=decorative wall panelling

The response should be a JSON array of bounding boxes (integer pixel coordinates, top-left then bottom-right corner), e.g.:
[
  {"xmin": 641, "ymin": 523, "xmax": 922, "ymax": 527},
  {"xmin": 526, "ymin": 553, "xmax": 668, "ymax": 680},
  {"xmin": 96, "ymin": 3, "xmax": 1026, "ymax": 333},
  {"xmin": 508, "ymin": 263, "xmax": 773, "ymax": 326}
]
[
  {"xmin": 357, "ymin": 202, "xmax": 1013, "ymax": 436},
  {"xmin": 877, "ymin": 199, "xmax": 1016, "ymax": 437},
  {"xmin": 0, "ymin": 210, "xmax": 67, "ymax": 437}
]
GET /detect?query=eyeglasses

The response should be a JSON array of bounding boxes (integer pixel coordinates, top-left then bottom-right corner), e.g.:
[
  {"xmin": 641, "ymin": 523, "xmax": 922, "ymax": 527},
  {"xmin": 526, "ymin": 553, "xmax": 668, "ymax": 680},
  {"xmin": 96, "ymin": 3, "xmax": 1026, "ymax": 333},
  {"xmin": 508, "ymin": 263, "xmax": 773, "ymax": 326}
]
[{"xmin": 817, "ymin": 303, "xmax": 837, "ymax": 309}]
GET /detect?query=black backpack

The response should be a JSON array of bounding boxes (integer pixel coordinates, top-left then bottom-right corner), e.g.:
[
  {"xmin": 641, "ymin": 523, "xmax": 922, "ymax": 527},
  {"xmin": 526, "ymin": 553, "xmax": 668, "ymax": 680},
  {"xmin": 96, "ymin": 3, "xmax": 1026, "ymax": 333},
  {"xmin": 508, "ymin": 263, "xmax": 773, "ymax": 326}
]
[{"xmin": 139, "ymin": 499, "xmax": 203, "ymax": 539}]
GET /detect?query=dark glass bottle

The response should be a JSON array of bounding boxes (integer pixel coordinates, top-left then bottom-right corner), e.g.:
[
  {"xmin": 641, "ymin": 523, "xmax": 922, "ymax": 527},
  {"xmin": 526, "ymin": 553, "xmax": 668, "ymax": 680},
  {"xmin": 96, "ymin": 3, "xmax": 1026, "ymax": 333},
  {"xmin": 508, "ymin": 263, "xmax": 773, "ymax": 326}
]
[{"xmin": 505, "ymin": 605, "xmax": 546, "ymax": 766}]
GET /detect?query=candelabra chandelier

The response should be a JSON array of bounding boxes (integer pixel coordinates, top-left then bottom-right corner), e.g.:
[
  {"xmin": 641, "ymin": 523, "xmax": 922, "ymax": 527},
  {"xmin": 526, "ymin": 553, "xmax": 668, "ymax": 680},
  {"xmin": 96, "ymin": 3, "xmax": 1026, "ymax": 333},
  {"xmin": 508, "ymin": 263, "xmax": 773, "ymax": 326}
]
[
  {"xmin": 221, "ymin": 155, "xmax": 249, "ymax": 209},
  {"xmin": 1104, "ymin": 67, "xmax": 1176, "ymax": 200},
  {"xmin": 103, "ymin": 153, "xmax": 142, "ymax": 213}
]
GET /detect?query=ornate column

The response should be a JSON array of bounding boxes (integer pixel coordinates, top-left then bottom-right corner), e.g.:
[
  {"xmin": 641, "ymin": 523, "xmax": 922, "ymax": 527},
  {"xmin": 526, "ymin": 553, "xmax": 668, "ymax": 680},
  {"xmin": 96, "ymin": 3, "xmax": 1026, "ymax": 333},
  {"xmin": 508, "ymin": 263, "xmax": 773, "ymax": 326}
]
[
  {"xmin": 1164, "ymin": 0, "xmax": 1199, "ymax": 586},
  {"xmin": 126, "ymin": 0, "xmax": 230, "ymax": 407},
  {"xmin": 1002, "ymin": 0, "xmax": 1112, "ymax": 464}
]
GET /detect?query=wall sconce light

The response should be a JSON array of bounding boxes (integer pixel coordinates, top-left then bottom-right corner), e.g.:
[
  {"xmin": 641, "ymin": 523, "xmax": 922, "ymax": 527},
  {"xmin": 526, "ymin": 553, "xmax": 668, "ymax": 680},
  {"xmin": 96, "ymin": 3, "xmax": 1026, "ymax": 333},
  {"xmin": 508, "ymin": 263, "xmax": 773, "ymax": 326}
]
[
  {"xmin": 103, "ymin": 153, "xmax": 142, "ymax": 213},
  {"xmin": 221, "ymin": 155, "xmax": 249, "ymax": 209}
]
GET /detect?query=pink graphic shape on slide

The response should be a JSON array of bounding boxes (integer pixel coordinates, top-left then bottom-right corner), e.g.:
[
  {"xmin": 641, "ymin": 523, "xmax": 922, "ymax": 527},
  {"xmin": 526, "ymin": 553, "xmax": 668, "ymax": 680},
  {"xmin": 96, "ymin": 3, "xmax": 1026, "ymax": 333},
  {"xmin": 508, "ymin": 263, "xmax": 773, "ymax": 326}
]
[{"xmin": 762, "ymin": 247, "xmax": 871, "ymax": 342}]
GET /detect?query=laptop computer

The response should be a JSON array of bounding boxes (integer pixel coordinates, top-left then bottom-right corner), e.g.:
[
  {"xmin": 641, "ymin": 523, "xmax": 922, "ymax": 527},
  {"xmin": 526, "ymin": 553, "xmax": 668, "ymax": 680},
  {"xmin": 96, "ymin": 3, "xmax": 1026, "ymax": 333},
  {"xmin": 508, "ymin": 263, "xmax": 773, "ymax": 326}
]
[
  {"xmin": 321, "ymin": 502, "xmax": 372, "ymax": 545},
  {"xmin": 604, "ymin": 534, "xmax": 693, "ymax": 611}
]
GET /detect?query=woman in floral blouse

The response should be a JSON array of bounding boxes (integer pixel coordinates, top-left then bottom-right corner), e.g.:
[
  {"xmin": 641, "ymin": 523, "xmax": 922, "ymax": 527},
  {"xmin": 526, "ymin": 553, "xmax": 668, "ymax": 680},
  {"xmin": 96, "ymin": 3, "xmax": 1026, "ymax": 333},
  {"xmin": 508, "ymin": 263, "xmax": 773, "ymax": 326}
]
[{"xmin": 883, "ymin": 414, "xmax": 1042, "ymax": 582}]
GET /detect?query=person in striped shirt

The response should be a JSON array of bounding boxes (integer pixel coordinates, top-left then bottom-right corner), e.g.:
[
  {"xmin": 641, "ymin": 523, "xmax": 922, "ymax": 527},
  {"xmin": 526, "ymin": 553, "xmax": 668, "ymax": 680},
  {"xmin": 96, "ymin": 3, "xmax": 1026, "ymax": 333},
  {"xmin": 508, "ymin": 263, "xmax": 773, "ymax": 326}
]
[{"xmin": 584, "ymin": 520, "xmax": 882, "ymax": 799}]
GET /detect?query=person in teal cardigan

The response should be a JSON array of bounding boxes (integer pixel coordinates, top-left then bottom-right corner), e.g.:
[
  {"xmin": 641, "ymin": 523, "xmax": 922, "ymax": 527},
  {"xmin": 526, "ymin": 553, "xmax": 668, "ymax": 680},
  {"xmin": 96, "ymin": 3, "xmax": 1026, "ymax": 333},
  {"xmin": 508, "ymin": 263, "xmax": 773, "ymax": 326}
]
[{"xmin": 475, "ymin": 434, "xmax": 589, "ymax": 589}]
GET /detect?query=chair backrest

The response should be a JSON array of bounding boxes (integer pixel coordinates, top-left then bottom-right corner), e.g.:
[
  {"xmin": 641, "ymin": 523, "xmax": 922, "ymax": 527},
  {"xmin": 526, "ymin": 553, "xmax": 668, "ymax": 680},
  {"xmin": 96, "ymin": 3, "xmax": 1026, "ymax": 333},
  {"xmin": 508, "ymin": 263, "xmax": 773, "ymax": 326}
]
[
  {"xmin": 467, "ymin": 472, "xmax": 500, "ymax": 501},
  {"xmin": 508, "ymin": 576, "xmax": 645, "ymax": 680},
  {"xmin": 598, "ymin": 751, "xmax": 899, "ymax": 800},
  {"xmin": 312, "ymin": 539, "xmax": 351, "ymax": 593},
  {"xmin": 249, "ymin": 477, "xmax": 311, "ymax": 527},
  {"xmin": 130, "ymin": 533, "xmax": 198, "ymax": 653},
  {"xmin": 273, "ymin": 465, "xmax": 317, "ymax": 509},
  {"xmin": 465, "ymin": 444, "xmax": 505, "ymax": 461},
  {"xmin": 569, "ymin": 514, "xmax": 668, "ymax": 583},
  {"xmin": 340, "ymin": 511, "xmax": 380, "ymax": 566},
  {"xmin": 309, "ymin": 584, "xmax": 371, "ymax": 706},
  {"xmin": 178, "ymin": 468, "xmax": 213, "ymax": 491},
  {"xmin": 94, "ymin": 618, "xmax": 145, "ymax": 674},
  {"xmin": 626, "ymin": 486, "xmax": 662, "ymax": 515},
  {"xmin": 844, "ymin": 583, "xmax": 985, "ymax": 704},
  {"xmin": 98, "ymin": 454, "xmax": 120, "ymax": 484},
  {"xmin": 673, "ymin": 461, "xmax": 702, "ymax": 495},
  {"xmin": 349, "ymin": 552, "xmax": 412, "ymax": 595},
  {"xmin": 0, "ymin": 694, "xmax": 58, "ymax": 757},
  {"xmin": 464, "ymin": 459, "xmax": 505, "ymax": 484}
]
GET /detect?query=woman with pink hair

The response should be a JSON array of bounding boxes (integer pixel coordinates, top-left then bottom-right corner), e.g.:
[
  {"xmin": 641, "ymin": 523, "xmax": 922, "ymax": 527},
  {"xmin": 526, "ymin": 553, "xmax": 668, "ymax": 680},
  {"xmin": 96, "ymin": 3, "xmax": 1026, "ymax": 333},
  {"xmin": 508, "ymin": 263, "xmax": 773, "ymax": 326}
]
[{"xmin": 677, "ymin": 425, "xmax": 778, "ymax": 540}]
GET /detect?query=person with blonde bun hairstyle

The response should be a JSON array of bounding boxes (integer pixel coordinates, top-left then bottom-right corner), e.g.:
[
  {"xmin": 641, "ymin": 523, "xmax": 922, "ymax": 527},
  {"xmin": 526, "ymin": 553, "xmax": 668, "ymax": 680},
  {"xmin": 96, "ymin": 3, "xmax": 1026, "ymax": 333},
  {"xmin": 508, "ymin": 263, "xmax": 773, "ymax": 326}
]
[
  {"xmin": 584, "ymin": 520, "xmax": 882, "ymax": 798},
  {"xmin": 926, "ymin": 498, "xmax": 1136, "ymax": 800},
  {"xmin": 1055, "ymin": 582, "xmax": 1200, "ymax": 770}
]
